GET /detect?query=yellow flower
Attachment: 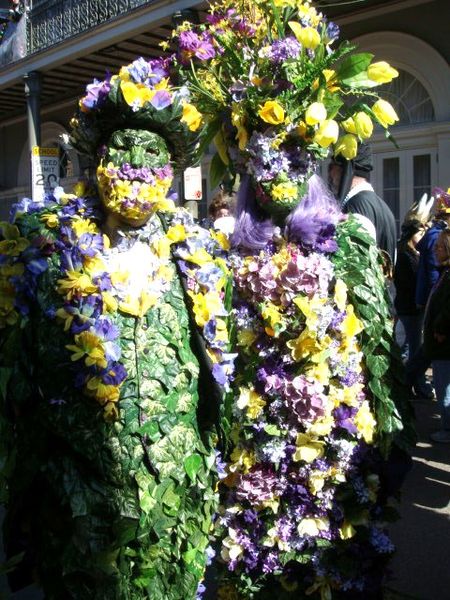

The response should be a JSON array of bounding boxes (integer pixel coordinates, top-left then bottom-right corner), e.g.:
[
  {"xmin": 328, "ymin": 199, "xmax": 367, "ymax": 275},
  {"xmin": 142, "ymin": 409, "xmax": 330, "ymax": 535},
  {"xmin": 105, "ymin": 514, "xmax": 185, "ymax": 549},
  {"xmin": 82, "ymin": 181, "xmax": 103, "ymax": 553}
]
[
  {"xmin": 341, "ymin": 304, "xmax": 363, "ymax": 340},
  {"xmin": 333, "ymin": 279, "xmax": 347, "ymax": 311},
  {"xmin": 353, "ymin": 111, "xmax": 373, "ymax": 139},
  {"xmin": 258, "ymin": 100, "xmax": 285, "ymax": 125},
  {"xmin": 229, "ymin": 446, "xmax": 255, "ymax": 474},
  {"xmin": 297, "ymin": 517, "xmax": 328, "ymax": 536},
  {"xmin": 66, "ymin": 331, "xmax": 107, "ymax": 369},
  {"xmin": 181, "ymin": 103, "xmax": 203, "ymax": 131},
  {"xmin": 307, "ymin": 414, "xmax": 334, "ymax": 437},
  {"xmin": 306, "ymin": 361, "xmax": 330, "ymax": 385},
  {"xmin": 304, "ymin": 102, "xmax": 327, "ymax": 126},
  {"xmin": 355, "ymin": 401, "xmax": 376, "ymax": 443},
  {"xmin": 221, "ymin": 528, "xmax": 244, "ymax": 562},
  {"xmin": 71, "ymin": 217, "xmax": 98, "ymax": 237},
  {"xmin": 120, "ymin": 80, "xmax": 154, "ymax": 108},
  {"xmin": 153, "ymin": 236, "xmax": 172, "ymax": 259},
  {"xmin": 287, "ymin": 329, "xmax": 320, "ymax": 362},
  {"xmin": 334, "ymin": 134, "xmax": 358, "ymax": 160},
  {"xmin": 293, "ymin": 433, "xmax": 324, "ymax": 463},
  {"xmin": 237, "ymin": 328, "xmax": 257, "ymax": 347},
  {"xmin": 237, "ymin": 387, "xmax": 266, "ymax": 420},
  {"xmin": 0, "ymin": 223, "xmax": 29, "ymax": 256},
  {"xmin": 189, "ymin": 291, "xmax": 223, "ymax": 327},
  {"xmin": 211, "ymin": 230, "xmax": 230, "ymax": 251},
  {"xmin": 166, "ymin": 224, "xmax": 187, "ymax": 243},
  {"xmin": 372, "ymin": 99, "xmax": 399, "ymax": 128},
  {"xmin": 339, "ymin": 522, "xmax": 357, "ymax": 540},
  {"xmin": 271, "ymin": 182, "xmax": 298, "ymax": 201},
  {"xmin": 102, "ymin": 291, "xmax": 118, "ymax": 312},
  {"xmin": 341, "ymin": 116, "xmax": 357, "ymax": 134},
  {"xmin": 86, "ymin": 376, "xmax": 121, "ymax": 404},
  {"xmin": 309, "ymin": 470, "xmax": 326, "ymax": 495},
  {"xmin": 261, "ymin": 302, "xmax": 283, "ymax": 329},
  {"xmin": 367, "ymin": 61, "xmax": 399, "ymax": 84},
  {"xmin": 313, "ymin": 69, "xmax": 339, "ymax": 92},
  {"xmin": 57, "ymin": 270, "xmax": 98, "ymax": 299},
  {"xmin": 40, "ymin": 213, "xmax": 59, "ymax": 228},
  {"xmin": 314, "ymin": 119, "xmax": 339, "ymax": 148},
  {"xmin": 185, "ymin": 247, "xmax": 214, "ymax": 266},
  {"xmin": 288, "ymin": 22, "xmax": 321, "ymax": 49},
  {"xmin": 120, "ymin": 290, "xmax": 159, "ymax": 318},
  {"xmin": 293, "ymin": 295, "xmax": 326, "ymax": 328}
]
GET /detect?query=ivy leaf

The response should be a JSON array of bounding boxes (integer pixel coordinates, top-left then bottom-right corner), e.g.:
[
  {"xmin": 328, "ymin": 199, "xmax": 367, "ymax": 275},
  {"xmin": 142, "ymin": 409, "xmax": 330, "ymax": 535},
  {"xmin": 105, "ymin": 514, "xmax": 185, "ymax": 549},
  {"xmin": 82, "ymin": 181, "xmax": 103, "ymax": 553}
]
[
  {"xmin": 183, "ymin": 453, "xmax": 203, "ymax": 481},
  {"xmin": 209, "ymin": 152, "xmax": 227, "ymax": 189}
]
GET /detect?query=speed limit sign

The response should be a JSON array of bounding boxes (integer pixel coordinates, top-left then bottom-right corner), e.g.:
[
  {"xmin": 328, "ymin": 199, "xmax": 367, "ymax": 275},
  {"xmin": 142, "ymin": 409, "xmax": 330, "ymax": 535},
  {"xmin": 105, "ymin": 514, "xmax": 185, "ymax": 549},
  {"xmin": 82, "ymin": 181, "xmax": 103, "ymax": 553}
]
[{"xmin": 31, "ymin": 146, "xmax": 60, "ymax": 202}]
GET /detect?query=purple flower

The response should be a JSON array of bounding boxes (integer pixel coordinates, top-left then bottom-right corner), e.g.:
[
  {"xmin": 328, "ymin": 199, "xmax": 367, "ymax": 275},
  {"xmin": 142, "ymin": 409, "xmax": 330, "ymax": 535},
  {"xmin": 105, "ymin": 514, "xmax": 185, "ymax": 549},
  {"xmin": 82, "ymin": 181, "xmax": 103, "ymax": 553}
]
[
  {"xmin": 283, "ymin": 375, "xmax": 326, "ymax": 425},
  {"xmin": 369, "ymin": 527, "xmax": 395, "ymax": 554},
  {"xmin": 150, "ymin": 90, "xmax": 173, "ymax": 110},
  {"xmin": 102, "ymin": 362, "xmax": 127, "ymax": 385},
  {"xmin": 235, "ymin": 466, "xmax": 283, "ymax": 505},
  {"xmin": 267, "ymin": 37, "xmax": 301, "ymax": 64},
  {"xmin": 94, "ymin": 316, "xmax": 120, "ymax": 341},
  {"xmin": 78, "ymin": 233, "xmax": 104, "ymax": 257},
  {"xmin": 333, "ymin": 405, "xmax": 358, "ymax": 435},
  {"xmin": 80, "ymin": 77, "xmax": 111, "ymax": 111}
]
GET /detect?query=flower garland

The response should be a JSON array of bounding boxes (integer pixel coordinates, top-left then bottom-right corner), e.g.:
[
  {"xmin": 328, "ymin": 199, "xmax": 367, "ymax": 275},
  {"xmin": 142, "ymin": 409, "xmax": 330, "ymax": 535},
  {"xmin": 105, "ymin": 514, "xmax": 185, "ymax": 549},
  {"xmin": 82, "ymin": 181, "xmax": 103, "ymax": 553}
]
[
  {"xmin": 2, "ymin": 187, "xmax": 234, "ymax": 422},
  {"xmin": 214, "ymin": 238, "xmax": 394, "ymax": 598}
]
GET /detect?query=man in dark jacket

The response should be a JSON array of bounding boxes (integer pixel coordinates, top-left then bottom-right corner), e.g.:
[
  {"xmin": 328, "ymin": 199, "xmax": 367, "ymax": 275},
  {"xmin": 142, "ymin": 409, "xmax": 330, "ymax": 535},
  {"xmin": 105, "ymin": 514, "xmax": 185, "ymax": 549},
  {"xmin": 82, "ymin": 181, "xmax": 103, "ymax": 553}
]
[{"xmin": 328, "ymin": 143, "xmax": 397, "ymax": 265}]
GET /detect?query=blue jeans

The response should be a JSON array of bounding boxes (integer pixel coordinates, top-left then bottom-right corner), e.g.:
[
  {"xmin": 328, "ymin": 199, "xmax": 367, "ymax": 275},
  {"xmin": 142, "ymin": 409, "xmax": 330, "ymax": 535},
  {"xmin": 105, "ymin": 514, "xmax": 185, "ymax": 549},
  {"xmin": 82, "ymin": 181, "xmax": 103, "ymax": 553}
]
[
  {"xmin": 431, "ymin": 360, "xmax": 450, "ymax": 430},
  {"xmin": 399, "ymin": 313, "xmax": 429, "ymax": 391}
]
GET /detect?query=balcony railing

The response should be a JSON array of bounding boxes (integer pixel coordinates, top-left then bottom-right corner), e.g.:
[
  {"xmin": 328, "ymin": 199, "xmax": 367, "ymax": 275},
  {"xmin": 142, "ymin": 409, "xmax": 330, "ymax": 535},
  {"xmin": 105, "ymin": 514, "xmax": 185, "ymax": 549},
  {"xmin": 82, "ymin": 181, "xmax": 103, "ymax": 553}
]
[{"xmin": 28, "ymin": 0, "xmax": 155, "ymax": 55}]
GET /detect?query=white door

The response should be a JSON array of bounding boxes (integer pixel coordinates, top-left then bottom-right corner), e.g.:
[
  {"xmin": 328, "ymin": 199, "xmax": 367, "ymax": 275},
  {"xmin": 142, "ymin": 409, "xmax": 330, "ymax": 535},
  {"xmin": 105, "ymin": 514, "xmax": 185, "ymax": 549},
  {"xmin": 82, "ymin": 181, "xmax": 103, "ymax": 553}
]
[{"xmin": 373, "ymin": 148, "xmax": 438, "ymax": 233}]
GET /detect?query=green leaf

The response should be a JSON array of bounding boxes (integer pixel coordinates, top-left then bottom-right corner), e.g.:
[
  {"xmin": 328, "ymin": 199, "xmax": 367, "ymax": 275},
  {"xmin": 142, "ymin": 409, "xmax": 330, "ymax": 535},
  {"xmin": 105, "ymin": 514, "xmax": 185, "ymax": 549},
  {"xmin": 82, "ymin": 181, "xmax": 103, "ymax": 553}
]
[
  {"xmin": 337, "ymin": 53, "xmax": 374, "ymax": 83},
  {"xmin": 209, "ymin": 152, "xmax": 227, "ymax": 189},
  {"xmin": 184, "ymin": 453, "xmax": 203, "ymax": 481},
  {"xmin": 0, "ymin": 367, "xmax": 11, "ymax": 401},
  {"xmin": 342, "ymin": 71, "xmax": 379, "ymax": 89},
  {"xmin": 366, "ymin": 354, "xmax": 390, "ymax": 378}
]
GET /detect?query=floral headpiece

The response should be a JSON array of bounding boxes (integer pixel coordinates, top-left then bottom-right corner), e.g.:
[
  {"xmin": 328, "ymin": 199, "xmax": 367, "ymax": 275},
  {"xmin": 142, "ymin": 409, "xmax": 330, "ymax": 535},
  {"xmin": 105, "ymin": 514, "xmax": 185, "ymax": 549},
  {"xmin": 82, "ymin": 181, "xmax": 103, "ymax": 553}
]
[
  {"xmin": 69, "ymin": 56, "xmax": 202, "ymax": 174},
  {"xmin": 172, "ymin": 0, "xmax": 399, "ymax": 213},
  {"xmin": 434, "ymin": 187, "xmax": 450, "ymax": 215}
]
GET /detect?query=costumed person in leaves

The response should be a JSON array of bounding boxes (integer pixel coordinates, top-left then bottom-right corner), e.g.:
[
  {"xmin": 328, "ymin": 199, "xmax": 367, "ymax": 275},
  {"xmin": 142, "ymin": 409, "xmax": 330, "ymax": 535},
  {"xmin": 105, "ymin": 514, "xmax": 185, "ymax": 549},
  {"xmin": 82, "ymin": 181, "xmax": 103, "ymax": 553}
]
[
  {"xmin": 0, "ymin": 57, "xmax": 233, "ymax": 600},
  {"xmin": 172, "ymin": 2, "xmax": 415, "ymax": 598}
]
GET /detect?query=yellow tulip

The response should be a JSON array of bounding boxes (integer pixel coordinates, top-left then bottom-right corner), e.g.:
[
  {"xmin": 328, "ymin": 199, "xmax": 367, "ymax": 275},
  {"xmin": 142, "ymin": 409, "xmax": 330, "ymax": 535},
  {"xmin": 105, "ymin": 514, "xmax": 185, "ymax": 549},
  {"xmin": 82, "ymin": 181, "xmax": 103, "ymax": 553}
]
[
  {"xmin": 341, "ymin": 117, "xmax": 357, "ymax": 134},
  {"xmin": 334, "ymin": 134, "xmax": 358, "ymax": 160},
  {"xmin": 181, "ymin": 103, "xmax": 203, "ymax": 131},
  {"xmin": 288, "ymin": 22, "xmax": 321, "ymax": 50},
  {"xmin": 367, "ymin": 61, "xmax": 399, "ymax": 84},
  {"xmin": 314, "ymin": 119, "xmax": 339, "ymax": 148},
  {"xmin": 258, "ymin": 100, "xmax": 285, "ymax": 125},
  {"xmin": 305, "ymin": 102, "xmax": 327, "ymax": 126},
  {"xmin": 372, "ymin": 99, "xmax": 399, "ymax": 128},
  {"xmin": 353, "ymin": 111, "xmax": 373, "ymax": 139}
]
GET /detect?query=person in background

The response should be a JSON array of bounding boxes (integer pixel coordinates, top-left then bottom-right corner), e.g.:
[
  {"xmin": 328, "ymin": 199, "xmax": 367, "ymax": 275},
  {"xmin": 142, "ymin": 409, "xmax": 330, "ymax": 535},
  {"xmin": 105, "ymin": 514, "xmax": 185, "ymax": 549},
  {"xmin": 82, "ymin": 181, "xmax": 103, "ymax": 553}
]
[
  {"xmin": 394, "ymin": 218, "xmax": 433, "ymax": 398},
  {"xmin": 206, "ymin": 189, "xmax": 235, "ymax": 235},
  {"xmin": 416, "ymin": 187, "xmax": 450, "ymax": 309},
  {"xmin": 328, "ymin": 143, "xmax": 397, "ymax": 266},
  {"xmin": 423, "ymin": 228, "xmax": 450, "ymax": 443}
]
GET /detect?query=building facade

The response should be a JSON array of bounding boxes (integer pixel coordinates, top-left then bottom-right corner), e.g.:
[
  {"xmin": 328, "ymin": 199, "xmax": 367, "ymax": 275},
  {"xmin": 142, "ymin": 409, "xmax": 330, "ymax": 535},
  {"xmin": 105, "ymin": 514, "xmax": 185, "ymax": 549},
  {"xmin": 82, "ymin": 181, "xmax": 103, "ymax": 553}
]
[{"xmin": 0, "ymin": 0, "xmax": 449, "ymax": 226}]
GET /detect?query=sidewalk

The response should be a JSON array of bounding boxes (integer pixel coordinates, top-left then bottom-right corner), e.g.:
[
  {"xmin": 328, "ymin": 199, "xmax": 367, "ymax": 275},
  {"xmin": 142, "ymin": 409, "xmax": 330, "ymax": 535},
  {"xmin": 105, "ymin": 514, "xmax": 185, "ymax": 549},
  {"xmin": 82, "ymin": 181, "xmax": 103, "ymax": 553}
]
[{"xmin": 387, "ymin": 394, "xmax": 450, "ymax": 600}]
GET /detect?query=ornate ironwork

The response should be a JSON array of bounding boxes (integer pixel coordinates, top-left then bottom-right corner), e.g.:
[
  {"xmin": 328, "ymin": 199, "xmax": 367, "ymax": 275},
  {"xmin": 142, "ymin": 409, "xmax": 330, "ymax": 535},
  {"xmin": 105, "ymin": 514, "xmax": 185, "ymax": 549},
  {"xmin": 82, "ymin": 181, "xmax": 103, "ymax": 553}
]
[{"xmin": 28, "ymin": 0, "xmax": 159, "ymax": 54}]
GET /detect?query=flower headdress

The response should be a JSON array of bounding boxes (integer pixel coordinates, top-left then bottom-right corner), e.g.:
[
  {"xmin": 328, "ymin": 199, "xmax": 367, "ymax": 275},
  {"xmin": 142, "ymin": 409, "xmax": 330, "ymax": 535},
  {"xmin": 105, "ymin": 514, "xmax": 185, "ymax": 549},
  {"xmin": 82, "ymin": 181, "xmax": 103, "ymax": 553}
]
[
  {"xmin": 172, "ymin": 0, "xmax": 399, "ymax": 214},
  {"xmin": 434, "ymin": 187, "xmax": 450, "ymax": 215},
  {"xmin": 69, "ymin": 56, "xmax": 201, "ymax": 174}
]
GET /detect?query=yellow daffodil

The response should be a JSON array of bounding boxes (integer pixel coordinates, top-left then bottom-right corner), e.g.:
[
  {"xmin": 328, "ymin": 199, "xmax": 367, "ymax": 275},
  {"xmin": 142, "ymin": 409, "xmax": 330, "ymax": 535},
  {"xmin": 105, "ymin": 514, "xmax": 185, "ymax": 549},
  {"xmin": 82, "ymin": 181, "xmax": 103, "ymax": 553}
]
[
  {"xmin": 306, "ymin": 361, "xmax": 330, "ymax": 385},
  {"xmin": 293, "ymin": 433, "xmax": 325, "ymax": 463},
  {"xmin": 297, "ymin": 517, "xmax": 329, "ymax": 536},
  {"xmin": 334, "ymin": 134, "xmax": 358, "ymax": 160},
  {"xmin": 334, "ymin": 278, "xmax": 347, "ymax": 310},
  {"xmin": 271, "ymin": 182, "xmax": 298, "ymax": 201},
  {"xmin": 211, "ymin": 230, "xmax": 230, "ymax": 251},
  {"xmin": 355, "ymin": 401, "xmax": 376, "ymax": 442},
  {"xmin": 86, "ymin": 376, "xmax": 121, "ymax": 404},
  {"xmin": 288, "ymin": 22, "xmax": 321, "ymax": 49},
  {"xmin": 120, "ymin": 290, "xmax": 159, "ymax": 318},
  {"xmin": 313, "ymin": 69, "xmax": 339, "ymax": 92},
  {"xmin": 229, "ymin": 446, "xmax": 255, "ymax": 474},
  {"xmin": 367, "ymin": 61, "xmax": 399, "ymax": 84},
  {"xmin": 186, "ymin": 247, "xmax": 214, "ymax": 266},
  {"xmin": 287, "ymin": 328, "xmax": 321, "ymax": 361},
  {"xmin": 237, "ymin": 387, "xmax": 266, "ymax": 420},
  {"xmin": 341, "ymin": 304, "xmax": 364, "ymax": 340},
  {"xmin": 166, "ymin": 224, "xmax": 187, "ymax": 243},
  {"xmin": 57, "ymin": 270, "xmax": 98, "ymax": 299},
  {"xmin": 314, "ymin": 119, "xmax": 339, "ymax": 148},
  {"xmin": 258, "ymin": 100, "xmax": 285, "ymax": 125},
  {"xmin": 102, "ymin": 291, "xmax": 118, "ymax": 312},
  {"xmin": 189, "ymin": 291, "xmax": 223, "ymax": 327},
  {"xmin": 339, "ymin": 521, "xmax": 357, "ymax": 539},
  {"xmin": 307, "ymin": 414, "xmax": 334, "ymax": 437},
  {"xmin": 66, "ymin": 331, "xmax": 107, "ymax": 369},
  {"xmin": 261, "ymin": 302, "xmax": 283, "ymax": 329},
  {"xmin": 309, "ymin": 470, "xmax": 327, "ymax": 495},
  {"xmin": 153, "ymin": 236, "xmax": 172, "ymax": 259},
  {"xmin": 305, "ymin": 102, "xmax": 327, "ymax": 126},
  {"xmin": 372, "ymin": 99, "xmax": 399, "ymax": 128},
  {"xmin": 40, "ymin": 213, "xmax": 59, "ymax": 228},
  {"xmin": 181, "ymin": 102, "xmax": 203, "ymax": 131},
  {"xmin": 353, "ymin": 111, "xmax": 373, "ymax": 139}
]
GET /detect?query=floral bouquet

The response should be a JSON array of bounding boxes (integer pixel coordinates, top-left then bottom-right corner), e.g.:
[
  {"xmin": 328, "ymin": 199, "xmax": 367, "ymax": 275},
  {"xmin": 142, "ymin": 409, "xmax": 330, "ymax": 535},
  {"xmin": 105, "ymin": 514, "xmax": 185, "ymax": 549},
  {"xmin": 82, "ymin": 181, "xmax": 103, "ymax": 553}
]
[{"xmin": 171, "ymin": 0, "xmax": 399, "ymax": 213}]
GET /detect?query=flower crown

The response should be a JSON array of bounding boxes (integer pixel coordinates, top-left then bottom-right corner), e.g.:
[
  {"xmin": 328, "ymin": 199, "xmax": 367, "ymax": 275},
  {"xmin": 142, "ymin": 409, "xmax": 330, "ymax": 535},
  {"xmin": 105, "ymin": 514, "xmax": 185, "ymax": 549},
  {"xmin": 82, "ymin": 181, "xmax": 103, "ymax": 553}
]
[
  {"xmin": 434, "ymin": 187, "xmax": 450, "ymax": 215},
  {"xmin": 172, "ymin": 0, "xmax": 400, "ymax": 206},
  {"xmin": 69, "ymin": 56, "xmax": 202, "ymax": 174}
]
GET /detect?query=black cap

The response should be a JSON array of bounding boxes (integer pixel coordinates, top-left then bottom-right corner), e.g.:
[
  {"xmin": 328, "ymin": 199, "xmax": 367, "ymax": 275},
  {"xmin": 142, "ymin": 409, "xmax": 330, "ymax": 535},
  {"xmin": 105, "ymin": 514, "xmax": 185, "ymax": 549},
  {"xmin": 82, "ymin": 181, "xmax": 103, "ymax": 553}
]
[{"xmin": 332, "ymin": 143, "xmax": 373, "ymax": 204}]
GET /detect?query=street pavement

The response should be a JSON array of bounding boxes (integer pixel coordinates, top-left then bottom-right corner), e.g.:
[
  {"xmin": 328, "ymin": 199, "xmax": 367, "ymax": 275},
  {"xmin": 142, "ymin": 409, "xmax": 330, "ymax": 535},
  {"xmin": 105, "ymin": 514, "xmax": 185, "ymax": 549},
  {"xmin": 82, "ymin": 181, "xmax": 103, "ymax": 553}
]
[{"xmin": 1, "ymin": 394, "xmax": 449, "ymax": 600}]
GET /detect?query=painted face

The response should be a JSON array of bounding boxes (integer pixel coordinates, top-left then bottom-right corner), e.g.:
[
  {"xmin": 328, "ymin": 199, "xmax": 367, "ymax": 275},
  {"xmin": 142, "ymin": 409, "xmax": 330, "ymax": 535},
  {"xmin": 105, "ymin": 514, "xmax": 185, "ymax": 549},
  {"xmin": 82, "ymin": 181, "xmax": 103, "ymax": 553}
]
[{"xmin": 97, "ymin": 128, "xmax": 174, "ymax": 225}]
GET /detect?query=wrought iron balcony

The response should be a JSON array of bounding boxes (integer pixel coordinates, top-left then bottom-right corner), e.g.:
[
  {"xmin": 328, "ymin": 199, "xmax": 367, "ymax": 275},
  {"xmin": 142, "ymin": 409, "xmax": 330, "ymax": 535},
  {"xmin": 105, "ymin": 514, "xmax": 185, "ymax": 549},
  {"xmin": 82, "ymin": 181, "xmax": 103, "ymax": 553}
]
[{"xmin": 28, "ymin": 0, "xmax": 157, "ymax": 55}]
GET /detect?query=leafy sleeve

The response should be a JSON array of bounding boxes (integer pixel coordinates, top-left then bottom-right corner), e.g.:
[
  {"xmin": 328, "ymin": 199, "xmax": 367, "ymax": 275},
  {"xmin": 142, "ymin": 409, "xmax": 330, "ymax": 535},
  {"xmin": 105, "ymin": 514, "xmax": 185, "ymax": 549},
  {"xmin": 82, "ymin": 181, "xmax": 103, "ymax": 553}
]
[{"xmin": 333, "ymin": 216, "xmax": 416, "ymax": 455}]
